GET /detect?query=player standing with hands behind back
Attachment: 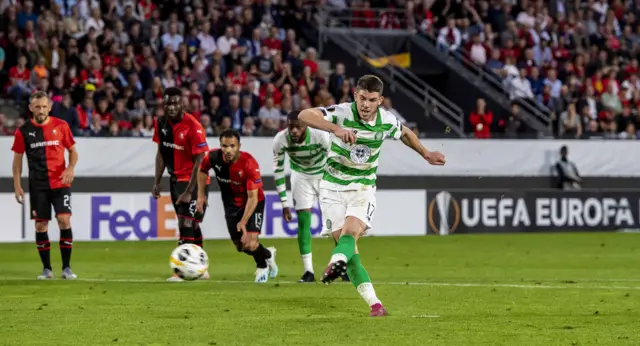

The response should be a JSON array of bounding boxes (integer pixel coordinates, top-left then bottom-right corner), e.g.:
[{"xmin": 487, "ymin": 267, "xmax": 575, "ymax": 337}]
[
  {"xmin": 273, "ymin": 111, "xmax": 345, "ymax": 283},
  {"xmin": 298, "ymin": 75, "xmax": 446, "ymax": 316},
  {"xmin": 151, "ymin": 87, "xmax": 211, "ymax": 282},
  {"xmin": 12, "ymin": 91, "xmax": 79, "ymax": 280}
]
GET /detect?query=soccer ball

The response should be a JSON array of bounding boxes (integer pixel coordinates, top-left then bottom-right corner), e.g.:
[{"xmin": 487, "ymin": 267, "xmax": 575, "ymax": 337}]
[{"xmin": 169, "ymin": 244, "xmax": 209, "ymax": 281}]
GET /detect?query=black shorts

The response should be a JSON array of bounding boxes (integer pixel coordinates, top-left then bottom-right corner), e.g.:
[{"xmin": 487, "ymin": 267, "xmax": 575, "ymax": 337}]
[
  {"xmin": 170, "ymin": 181, "xmax": 208, "ymax": 222},
  {"xmin": 30, "ymin": 187, "xmax": 72, "ymax": 221},
  {"xmin": 225, "ymin": 200, "xmax": 265, "ymax": 241}
]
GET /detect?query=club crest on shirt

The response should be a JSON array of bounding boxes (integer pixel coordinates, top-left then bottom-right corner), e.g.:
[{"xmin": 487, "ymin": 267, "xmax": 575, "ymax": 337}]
[
  {"xmin": 374, "ymin": 131, "xmax": 383, "ymax": 141},
  {"xmin": 238, "ymin": 171, "xmax": 243, "ymax": 177}
]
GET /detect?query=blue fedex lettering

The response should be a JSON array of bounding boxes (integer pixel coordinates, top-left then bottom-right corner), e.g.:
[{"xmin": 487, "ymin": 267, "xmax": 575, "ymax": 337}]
[
  {"xmin": 264, "ymin": 194, "xmax": 322, "ymax": 236},
  {"xmin": 91, "ymin": 196, "xmax": 158, "ymax": 240}
]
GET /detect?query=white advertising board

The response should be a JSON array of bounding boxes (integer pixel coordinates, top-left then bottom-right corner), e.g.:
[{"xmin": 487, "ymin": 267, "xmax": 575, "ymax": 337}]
[
  {"xmin": 22, "ymin": 190, "xmax": 426, "ymax": 241},
  {"xmin": 0, "ymin": 194, "xmax": 24, "ymax": 242},
  {"xmin": 2, "ymin": 137, "xmax": 640, "ymax": 177}
]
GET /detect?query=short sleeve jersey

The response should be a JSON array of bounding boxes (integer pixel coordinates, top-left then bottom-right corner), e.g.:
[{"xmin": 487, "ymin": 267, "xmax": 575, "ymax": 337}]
[{"xmin": 316, "ymin": 102, "xmax": 402, "ymax": 191}]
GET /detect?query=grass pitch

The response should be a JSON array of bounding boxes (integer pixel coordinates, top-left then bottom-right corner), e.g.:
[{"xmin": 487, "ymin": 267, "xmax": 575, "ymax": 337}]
[{"xmin": 1, "ymin": 233, "xmax": 640, "ymax": 345}]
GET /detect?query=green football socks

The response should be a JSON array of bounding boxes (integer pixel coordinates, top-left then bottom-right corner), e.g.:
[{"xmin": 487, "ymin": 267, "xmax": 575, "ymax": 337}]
[
  {"xmin": 296, "ymin": 210, "xmax": 313, "ymax": 273},
  {"xmin": 331, "ymin": 234, "xmax": 356, "ymax": 262}
]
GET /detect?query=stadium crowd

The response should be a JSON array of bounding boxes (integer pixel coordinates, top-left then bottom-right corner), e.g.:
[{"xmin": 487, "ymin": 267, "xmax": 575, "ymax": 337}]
[
  {"xmin": 417, "ymin": 0, "xmax": 640, "ymax": 139},
  {"xmin": 2, "ymin": 0, "xmax": 639, "ymax": 139},
  {"xmin": 0, "ymin": 0, "xmax": 398, "ymax": 138}
]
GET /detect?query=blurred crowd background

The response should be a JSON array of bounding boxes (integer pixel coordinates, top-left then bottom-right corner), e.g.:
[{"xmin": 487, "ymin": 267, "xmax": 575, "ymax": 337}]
[{"xmin": 1, "ymin": 0, "xmax": 639, "ymax": 140}]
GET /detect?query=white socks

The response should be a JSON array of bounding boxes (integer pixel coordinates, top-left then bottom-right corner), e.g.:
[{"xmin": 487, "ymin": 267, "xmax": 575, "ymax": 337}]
[
  {"xmin": 301, "ymin": 253, "xmax": 313, "ymax": 273},
  {"xmin": 329, "ymin": 253, "xmax": 347, "ymax": 264},
  {"xmin": 357, "ymin": 282, "xmax": 381, "ymax": 307}
]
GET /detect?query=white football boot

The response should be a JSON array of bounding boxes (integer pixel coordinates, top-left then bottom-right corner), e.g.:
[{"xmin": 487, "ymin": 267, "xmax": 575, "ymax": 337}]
[
  {"xmin": 255, "ymin": 267, "xmax": 269, "ymax": 283},
  {"xmin": 266, "ymin": 247, "xmax": 278, "ymax": 278}
]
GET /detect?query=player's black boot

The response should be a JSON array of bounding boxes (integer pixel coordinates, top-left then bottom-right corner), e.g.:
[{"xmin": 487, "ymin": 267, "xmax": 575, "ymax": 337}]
[
  {"xmin": 341, "ymin": 273, "xmax": 350, "ymax": 282},
  {"xmin": 321, "ymin": 260, "xmax": 347, "ymax": 285},
  {"xmin": 299, "ymin": 271, "xmax": 315, "ymax": 283}
]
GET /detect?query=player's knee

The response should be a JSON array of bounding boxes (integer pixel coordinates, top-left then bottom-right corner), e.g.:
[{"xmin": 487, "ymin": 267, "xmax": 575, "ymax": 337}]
[
  {"xmin": 56, "ymin": 215, "xmax": 71, "ymax": 229},
  {"xmin": 243, "ymin": 237, "xmax": 259, "ymax": 251},
  {"xmin": 343, "ymin": 217, "xmax": 365, "ymax": 237},
  {"xmin": 35, "ymin": 222, "xmax": 48, "ymax": 233},
  {"xmin": 180, "ymin": 218, "xmax": 194, "ymax": 228},
  {"xmin": 232, "ymin": 239, "xmax": 244, "ymax": 252}
]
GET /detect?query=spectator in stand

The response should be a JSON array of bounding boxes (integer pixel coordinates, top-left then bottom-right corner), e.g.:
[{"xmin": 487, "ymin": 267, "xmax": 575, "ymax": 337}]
[
  {"xmin": 381, "ymin": 98, "xmax": 405, "ymax": 123},
  {"xmin": 437, "ymin": 18, "xmax": 462, "ymax": 54},
  {"xmin": 469, "ymin": 98, "xmax": 493, "ymax": 139},
  {"xmin": 559, "ymin": 103, "xmax": 582, "ymax": 139},
  {"xmin": 0, "ymin": 112, "xmax": 10, "ymax": 135},
  {"xmin": 8, "ymin": 55, "xmax": 31, "ymax": 105},
  {"xmin": 510, "ymin": 68, "xmax": 534, "ymax": 101}
]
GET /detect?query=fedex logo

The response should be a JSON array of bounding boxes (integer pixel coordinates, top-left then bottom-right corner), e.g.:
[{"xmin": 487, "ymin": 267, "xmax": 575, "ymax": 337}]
[
  {"xmin": 264, "ymin": 194, "xmax": 322, "ymax": 236},
  {"xmin": 91, "ymin": 196, "xmax": 178, "ymax": 241}
]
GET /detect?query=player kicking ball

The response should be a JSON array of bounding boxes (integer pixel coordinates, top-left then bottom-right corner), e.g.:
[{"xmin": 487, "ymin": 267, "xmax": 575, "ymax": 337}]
[
  {"xmin": 272, "ymin": 111, "xmax": 348, "ymax": 283},
  {"xmin": 299, "ymin": 75, "xmax": 446, "ymax": 316},
  {"xmin": 196, "ymin": 130, "xmax": 278, "ymax": 283},
  {"xmin": 151, "ymin": 87, "xmax": 211, "ymax": 282},
  {"xmin": 12, "ymin": 91, "xmax": 79, "ymax": 280}
]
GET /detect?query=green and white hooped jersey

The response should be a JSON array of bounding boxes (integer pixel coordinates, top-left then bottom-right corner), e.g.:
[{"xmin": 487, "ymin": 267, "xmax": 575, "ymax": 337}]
[
  {"xmin": 318, "ymin": 102, "xmax": 403, "ymax": 191},
  {"xmin": 272, "ymin": 128, "xmax": 331, "ymax": 207}
]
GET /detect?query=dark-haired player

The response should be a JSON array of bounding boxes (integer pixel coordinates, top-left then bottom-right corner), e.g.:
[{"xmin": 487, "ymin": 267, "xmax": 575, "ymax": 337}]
[
  {"xmin": 272, "ymin": 111, "xmax": 345, "ymax": 283},
  {"xmin": 298, "ymin": 75, "xmax": 447, "ymax": 316},
  {"xmin": 196, "ymin": 129, "xmax": 278, "ymax": 283},
  {"xmin": 12, "ymin": 91, "xmax": 79, "ymax": 280},
  {"xmin": 152, "ymin": 87, "xmax": 211, "ymax": 282}
]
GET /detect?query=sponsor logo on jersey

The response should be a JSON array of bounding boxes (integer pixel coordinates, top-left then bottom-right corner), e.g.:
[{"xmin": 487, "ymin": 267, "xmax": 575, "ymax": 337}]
[
  {"xmin": 162, "ymin": 142, "xmax": 185, "ymax": 150},
  {"xmin": 30, "ymin": 140, "xmax": 60, "ymax": 149}
]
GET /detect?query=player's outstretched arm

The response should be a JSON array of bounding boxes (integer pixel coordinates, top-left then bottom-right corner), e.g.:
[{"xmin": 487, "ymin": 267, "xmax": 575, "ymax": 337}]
[
  {"xmin": 299, "ymin": 108, "xmax": 356, "ymax": 144},
  {"xmin": 400, "ymin": 126, "xmax": 446, "ymax": 166}
]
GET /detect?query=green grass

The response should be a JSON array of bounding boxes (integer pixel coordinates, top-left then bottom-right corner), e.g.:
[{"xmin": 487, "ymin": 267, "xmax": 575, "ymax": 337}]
[{"xmin": 1, "ymin": 233, "xmax": 640, "ymax": 345}]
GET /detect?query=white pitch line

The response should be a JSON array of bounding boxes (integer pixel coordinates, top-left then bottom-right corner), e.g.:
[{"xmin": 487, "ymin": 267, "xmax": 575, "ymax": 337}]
[{"xmin": 1, "ymin": 277, "xmax": 640, "ymax": 290}]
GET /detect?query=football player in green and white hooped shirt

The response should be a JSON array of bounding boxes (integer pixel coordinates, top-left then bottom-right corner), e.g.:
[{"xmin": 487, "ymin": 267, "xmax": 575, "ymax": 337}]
[
  {"xmin": 273, "ymin": 111, "xmax": 338, "ymax": 283},
  {"xmin": 298, "ymin": 75, "xmax": 447, "ymax": 317}
]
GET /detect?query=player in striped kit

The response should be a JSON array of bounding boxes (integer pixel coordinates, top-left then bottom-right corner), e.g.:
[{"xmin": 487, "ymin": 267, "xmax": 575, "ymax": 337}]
[
  {"xmin": 299, "ymin": 75, "xmax": 446, "ymax": 316},
  {"xmin": 273, "ymin": 111, "xmax": 345, "ymax": 282}
]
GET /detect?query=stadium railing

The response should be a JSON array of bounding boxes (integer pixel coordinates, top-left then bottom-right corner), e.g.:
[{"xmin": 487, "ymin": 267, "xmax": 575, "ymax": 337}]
[
  {"xmin": 412, "ymin": 33, "xmax": 553, "ymax": 136},
  {"xmin": 317, "ymin": 7, "xmax": 465, "ymax": 137}
]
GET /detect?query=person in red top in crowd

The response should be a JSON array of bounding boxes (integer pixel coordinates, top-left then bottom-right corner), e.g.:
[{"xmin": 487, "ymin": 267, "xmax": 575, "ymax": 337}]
[
  {"xmin": 500, "ymin": 39, "xmax": 519, "ymax": 62},
  {"xmin": 227, "ymin": 64, "xmax": 248, "ymax": 87},
  {"xmin": 102, "ymin": 44, "xmax": 121, "ymax": 68},
  {"xmin": 151, "ymin": 87, "xmax": 211, "ymax": 282},
  {"xmin": 11, "ymin": 91, "xmax": 79, "ymax": 281},
  {"xmin": 259, "ymin": 83, "xmax": 282, "ymax": 105},
  {"xmin": 262, "ymin": 27, "xmax": 282, "ymax": 52},
  {"xmin": 8, "ymin": 55, "xmax": 31, "ymax": 103},
  {"xmin": 352, "ymin": 0, "xmax": 376, "ymax": 28},
  {"xmin": 196, "ymin": 129, "xmax": 278, "ymax": 284},
  {"xmin": 302, "ymin": 47, "xmax": 319, "ymax": 75},
  {"xmin": 80, "ymin": 56, "xmax": 104, "ymax": 89},
  {"xmin": 469, "ymin": 98, "xmax": 493, "ymax": 138}
]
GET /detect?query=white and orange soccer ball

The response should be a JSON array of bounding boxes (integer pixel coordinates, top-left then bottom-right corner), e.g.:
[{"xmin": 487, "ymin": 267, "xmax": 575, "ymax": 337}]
[{"xmin": 169, "ymin": 244, "xmax": 209, "ymax": 281}]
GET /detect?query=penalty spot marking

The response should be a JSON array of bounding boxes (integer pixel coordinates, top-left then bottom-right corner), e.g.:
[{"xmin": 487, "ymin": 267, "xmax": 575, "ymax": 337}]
[{"xmin": 1, "ymin": 277, "xmax": 640, "ymax": 290}]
